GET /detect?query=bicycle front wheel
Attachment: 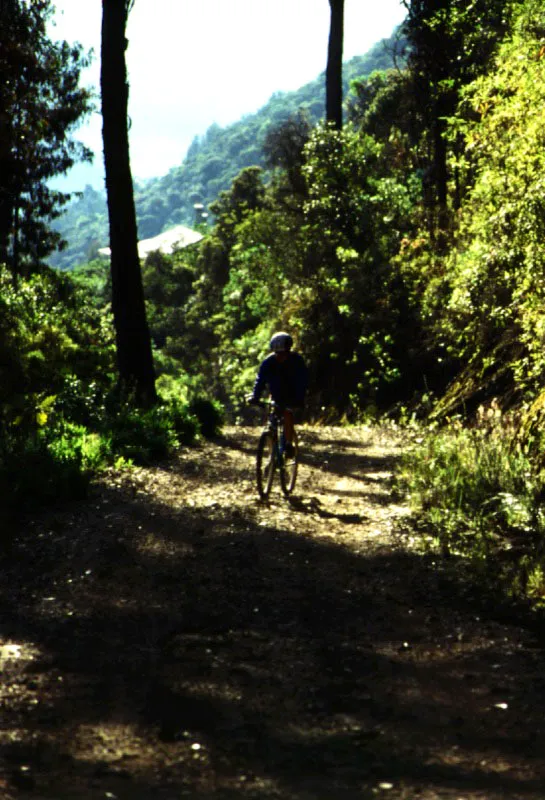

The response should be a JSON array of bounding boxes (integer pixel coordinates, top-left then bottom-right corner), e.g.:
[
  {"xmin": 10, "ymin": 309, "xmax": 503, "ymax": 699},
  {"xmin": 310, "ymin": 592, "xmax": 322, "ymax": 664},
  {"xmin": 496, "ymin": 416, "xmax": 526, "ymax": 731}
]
[
  {"xmin": 280, "ymin": 432, "xmax": 298, "ymax": 496},
  {"xmin": 256, "ymin": 431, "xmax": 276, "ymax": 499}
]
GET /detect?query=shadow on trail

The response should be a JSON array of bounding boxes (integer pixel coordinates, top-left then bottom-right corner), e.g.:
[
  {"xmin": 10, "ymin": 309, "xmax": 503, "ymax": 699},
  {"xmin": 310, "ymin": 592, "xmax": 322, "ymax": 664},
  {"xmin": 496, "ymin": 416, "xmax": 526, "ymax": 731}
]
[
  {"xmin": 298, "ymin": 447, "xmax": 401, "ymax": 485},
  {"xmin": 208, "ymin": 429, "xmax": 402, "ymax": 493},
  {"xmin": 286, "ymin": 495, "xmax": 368, "ymax": 525},
  {"xmin": 1, "ymin": 466, "xmax": 545, "ymax": 798}
]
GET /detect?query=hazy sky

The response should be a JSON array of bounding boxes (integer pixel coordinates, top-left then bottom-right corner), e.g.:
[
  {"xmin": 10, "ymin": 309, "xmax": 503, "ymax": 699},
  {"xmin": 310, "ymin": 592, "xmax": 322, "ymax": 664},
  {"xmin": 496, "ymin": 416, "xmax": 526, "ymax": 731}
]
[{"xmin": 49, "ymin": 0, "xmax": 406, "ymax": 190}]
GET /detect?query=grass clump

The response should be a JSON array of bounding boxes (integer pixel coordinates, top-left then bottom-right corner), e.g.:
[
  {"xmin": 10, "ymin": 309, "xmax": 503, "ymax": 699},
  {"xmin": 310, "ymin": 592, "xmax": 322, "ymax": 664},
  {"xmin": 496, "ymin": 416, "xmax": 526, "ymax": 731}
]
[{"xmin": 399, "ymin": 403, "xmax": 545, "ymax": 607}]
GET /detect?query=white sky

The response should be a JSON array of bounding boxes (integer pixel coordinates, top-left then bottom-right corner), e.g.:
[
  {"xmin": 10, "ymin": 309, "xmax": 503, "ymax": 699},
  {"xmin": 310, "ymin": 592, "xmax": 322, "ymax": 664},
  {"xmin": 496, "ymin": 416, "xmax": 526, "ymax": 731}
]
[{"xmin": 49, "ymin": 0, "xmax": 406, "ymax": 190}]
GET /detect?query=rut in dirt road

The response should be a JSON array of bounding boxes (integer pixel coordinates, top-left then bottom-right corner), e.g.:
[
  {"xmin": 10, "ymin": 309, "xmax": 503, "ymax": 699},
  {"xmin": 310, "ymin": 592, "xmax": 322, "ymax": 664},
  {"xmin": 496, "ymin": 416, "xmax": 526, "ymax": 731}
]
[{"xmin": 1, "ymin": 424, "xmax": 545, "ymax": 799}]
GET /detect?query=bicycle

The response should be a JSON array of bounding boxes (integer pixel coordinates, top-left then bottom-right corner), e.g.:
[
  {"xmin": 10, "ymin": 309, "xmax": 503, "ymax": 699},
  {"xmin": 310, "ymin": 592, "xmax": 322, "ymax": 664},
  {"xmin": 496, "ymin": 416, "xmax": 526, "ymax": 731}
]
[{"xmin": 250, "ymin": 399, "xmax": 299, "ymax": 500}]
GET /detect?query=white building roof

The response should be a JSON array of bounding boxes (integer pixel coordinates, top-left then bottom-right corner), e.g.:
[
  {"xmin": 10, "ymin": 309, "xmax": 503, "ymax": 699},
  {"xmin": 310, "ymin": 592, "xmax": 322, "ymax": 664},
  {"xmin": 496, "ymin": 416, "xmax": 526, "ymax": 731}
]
[{"xmin": 98, "ymin": 224, "xmax": 203, "ymax": 259}]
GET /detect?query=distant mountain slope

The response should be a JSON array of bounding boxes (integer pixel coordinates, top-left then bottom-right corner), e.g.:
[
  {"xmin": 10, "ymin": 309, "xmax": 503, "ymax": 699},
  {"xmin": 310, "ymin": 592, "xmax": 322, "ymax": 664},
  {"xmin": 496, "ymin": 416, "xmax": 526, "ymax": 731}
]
[{"xmin": 50, "ymin": 32, "xmax": 403, "ymax": 271}]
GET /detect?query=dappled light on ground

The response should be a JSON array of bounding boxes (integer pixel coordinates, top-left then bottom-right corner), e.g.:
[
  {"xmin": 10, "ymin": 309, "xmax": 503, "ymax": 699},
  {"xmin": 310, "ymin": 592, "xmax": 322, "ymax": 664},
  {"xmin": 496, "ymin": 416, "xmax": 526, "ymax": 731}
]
[{"xmin": 1, "ymin": 425, "xmax": 544, "ymax": 798}]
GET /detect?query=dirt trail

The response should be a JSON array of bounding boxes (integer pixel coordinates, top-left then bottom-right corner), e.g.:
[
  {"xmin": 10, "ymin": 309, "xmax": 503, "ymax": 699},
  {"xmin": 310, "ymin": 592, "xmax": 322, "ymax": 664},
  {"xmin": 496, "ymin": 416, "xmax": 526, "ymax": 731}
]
[{"xmin": 1, "ymin": 424, "xmax": 545, "ymax": 799}]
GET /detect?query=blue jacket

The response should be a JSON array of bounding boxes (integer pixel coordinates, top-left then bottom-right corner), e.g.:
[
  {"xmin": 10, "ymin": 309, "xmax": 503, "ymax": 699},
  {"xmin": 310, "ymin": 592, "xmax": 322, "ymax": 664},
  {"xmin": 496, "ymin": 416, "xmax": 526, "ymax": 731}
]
[{"xmin": 252, "ymin": 351, "xmax": 308, "ymax": 407}]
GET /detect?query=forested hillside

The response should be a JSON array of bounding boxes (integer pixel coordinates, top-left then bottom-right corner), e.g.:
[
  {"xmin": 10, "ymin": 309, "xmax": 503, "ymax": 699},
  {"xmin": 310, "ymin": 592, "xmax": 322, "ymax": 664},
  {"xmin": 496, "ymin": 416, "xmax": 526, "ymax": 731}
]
[{"xmin": 49, "ymin": 36, "xmax": 401, "ymax": 271}]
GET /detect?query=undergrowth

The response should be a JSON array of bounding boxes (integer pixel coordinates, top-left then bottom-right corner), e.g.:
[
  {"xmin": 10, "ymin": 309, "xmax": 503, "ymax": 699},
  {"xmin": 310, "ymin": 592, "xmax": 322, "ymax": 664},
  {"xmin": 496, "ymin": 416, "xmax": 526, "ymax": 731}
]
[
  {"xmin": 398, "ymin": 402, "xmax": 545, "ymax": 609},
  {"xmin": 0, "ymin": 389, "xmax": 224, "ymax": 510}
]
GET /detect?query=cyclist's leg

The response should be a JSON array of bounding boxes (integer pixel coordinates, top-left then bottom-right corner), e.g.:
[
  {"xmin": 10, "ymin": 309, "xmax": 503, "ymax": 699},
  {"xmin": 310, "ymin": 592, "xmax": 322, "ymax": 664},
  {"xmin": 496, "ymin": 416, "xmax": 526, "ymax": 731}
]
[
  {"xmin": 283, "ymin": 408, "xmax": 295, "ymax": 446},
  {"xmin": 280, "ymin": 415, "xmax": 298, "ymax": 495},
  {"xmin": 256, "ymin": 430, "xmax": 276, "ymax": 499}
]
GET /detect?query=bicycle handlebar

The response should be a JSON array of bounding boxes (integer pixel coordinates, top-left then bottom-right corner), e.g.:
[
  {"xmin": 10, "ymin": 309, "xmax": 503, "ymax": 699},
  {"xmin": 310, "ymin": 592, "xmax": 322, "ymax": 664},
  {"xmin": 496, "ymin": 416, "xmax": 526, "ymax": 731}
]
[{"xmin": 246, "ymin": 396, "xmax": 285, "ymax": 413}]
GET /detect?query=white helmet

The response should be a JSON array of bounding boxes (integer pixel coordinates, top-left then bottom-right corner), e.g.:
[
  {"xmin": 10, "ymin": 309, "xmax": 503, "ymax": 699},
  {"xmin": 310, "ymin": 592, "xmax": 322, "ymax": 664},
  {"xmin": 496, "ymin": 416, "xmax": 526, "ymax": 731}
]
[{"xmin": 270, "ymin": 331, "xmax": 293, "ymax": 352}]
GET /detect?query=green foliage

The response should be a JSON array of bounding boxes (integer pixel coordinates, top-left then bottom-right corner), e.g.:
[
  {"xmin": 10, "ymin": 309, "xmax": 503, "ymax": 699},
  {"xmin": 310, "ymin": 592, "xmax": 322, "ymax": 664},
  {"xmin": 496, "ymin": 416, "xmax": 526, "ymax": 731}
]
[
  {"xmin": 0, "ymin": 417, "xmax": 110, "ymax": 509},
  {"xmin": 0, "ymin": 435, "xmax": 85, "ymax": 507},
  {"xmin": 0, "ymin": 262, "xmax": 200, "ymax": 507},
  {"xmin": 233, "ymin": 123, "xmax": 419, "ymax": 414},
  {"xmin": 54, "ymin": 375, "xmax": 109, "ymax": 428},
  {"xmin": 69, "ymin": 256, "xmax": 111, "ymax": 306},
  {"xmin": 187, "ymin": 396, "xmax": 225, "ymax": 439},
  {"xmin": 0, "ymin": 259, "xmax": 114, "ymax": 506},
  {"xmin": 162, "ymin": 109, "xmax": 423, "ymax": 418},
  {"xmin": 0, "ymin": 22, "xmax": 402, "ymax": 502},
  {"xmin": 108, "ymin": 400, "xmax": 198, "ymax": 465},
  {"xmin": 421, "ymin": 0, "xmax": 545, "ymax": 415},
  {"xmin": 0, "ymin": 264, "xmax": 115, "ymax": 407},
  {"xmin": 141, "ymin": 250, "xmax": 196, "ymax": 353},
  {"xmin": 399, "ymin": 404, "xmax": 545, "ymax": 605},
  {"xmin": 0, "ymin": 0, "xmax": 94, "ymax": 272},
  {"xmin": 14, "ymin": 0, "xmax": 545, "ymax": 520},
  {"xmin": 402, "ymin": 0, "xmax": 514, "ymax": 223},
  {"xmin": 42, "ymin": 1, "xmax": 545, "ymax": 432}
]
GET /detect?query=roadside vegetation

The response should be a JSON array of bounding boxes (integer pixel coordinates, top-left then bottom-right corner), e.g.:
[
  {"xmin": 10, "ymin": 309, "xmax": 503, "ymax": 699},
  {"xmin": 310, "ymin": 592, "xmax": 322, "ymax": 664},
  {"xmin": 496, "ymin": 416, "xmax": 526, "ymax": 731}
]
[
  {"xmin": 398, "ymin": 407, "xmax": 545, "ymax": 608},
  {"xmin": 0, "ymin": 264, "xmax": 223, "ymax": 510}
]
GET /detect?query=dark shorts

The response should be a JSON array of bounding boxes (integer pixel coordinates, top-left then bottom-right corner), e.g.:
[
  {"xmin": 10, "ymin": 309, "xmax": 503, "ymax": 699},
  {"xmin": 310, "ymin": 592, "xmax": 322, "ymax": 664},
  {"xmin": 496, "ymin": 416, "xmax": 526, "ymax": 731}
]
[{"xmin": 274, "ymin": 397, "xmax": 304, "ymax": 421}]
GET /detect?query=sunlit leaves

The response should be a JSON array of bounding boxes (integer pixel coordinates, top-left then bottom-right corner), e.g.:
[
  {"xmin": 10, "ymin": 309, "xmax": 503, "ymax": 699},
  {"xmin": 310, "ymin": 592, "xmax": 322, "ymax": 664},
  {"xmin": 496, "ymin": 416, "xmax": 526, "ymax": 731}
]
[
  {"xmin": 0, "ymin": 264, "xmax": 114, "ymax": 411},
  {"xmin": 436, "ymin": 0, "xmax": 545, "ymax": 398}
]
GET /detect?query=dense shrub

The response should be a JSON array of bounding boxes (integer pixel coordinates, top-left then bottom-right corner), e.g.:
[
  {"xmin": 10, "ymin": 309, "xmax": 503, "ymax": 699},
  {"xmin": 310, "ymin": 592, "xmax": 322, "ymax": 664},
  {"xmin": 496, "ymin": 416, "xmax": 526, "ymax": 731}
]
[
  {"xmin": 187, "ymin": 396, "xmax": 224, "ymax": 438},
  {"xmin": 0, "ymin": 421, "xmax": 110, "ymax": 508},
  {"xmin": 107, "ymin": 400, "xmax": 199, "ymax": 465}
]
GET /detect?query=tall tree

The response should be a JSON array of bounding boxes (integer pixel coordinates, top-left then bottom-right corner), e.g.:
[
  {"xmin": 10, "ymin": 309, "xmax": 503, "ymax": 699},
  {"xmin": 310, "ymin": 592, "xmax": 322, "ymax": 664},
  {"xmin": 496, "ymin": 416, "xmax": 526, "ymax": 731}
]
[
  {"xmin": 0, "ymin": 0, "xmax": 92, "ymax": 274},
  {"xmin": 326, "ymin": 0, "xmax": 344, "ymax": 129},
  {"xmin": 402, "ymin": 0, "xmax": 511, "ymax": 237},
  {"xmin": 101, "ymin": 0, "xmax": 157, "ymax": 406}
]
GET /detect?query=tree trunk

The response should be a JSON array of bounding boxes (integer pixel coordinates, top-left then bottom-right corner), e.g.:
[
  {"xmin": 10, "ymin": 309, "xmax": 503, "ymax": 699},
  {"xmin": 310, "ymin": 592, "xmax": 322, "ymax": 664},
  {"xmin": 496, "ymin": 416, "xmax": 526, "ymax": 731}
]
[
  {"xmin": 326, "ymin": 0, "xmax": 344, "ymax": 129},
  {"xmin": 0, "ymin": 0, "xmax": 17, "ymax": 268},
  {"xmin": 432, "ymin": 96, "xmax": 449, "ymax": 246},
  {"xmin": 101, "ymin": 0, "xmax": 156, "ymax": 407}
]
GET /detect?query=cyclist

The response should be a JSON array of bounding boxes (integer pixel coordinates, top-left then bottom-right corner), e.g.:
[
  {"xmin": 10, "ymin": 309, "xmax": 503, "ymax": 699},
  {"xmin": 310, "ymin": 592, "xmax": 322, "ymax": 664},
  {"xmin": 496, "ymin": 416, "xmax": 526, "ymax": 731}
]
[{"xmin": 248, "ymin": 331, "xmax": 308, "ymax": 457}]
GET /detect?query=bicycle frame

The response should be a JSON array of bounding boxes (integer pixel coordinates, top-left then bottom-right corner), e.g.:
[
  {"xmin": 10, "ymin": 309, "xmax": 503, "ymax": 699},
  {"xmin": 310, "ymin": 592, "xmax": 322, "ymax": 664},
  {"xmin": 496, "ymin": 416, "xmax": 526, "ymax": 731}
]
[
  {"xmin": 253, "ymin": 399, "xmax": 298, "ymax": 499},
  {"xmin": 261, "ymin": 401, "xmax": 286, "ymax": 455}
]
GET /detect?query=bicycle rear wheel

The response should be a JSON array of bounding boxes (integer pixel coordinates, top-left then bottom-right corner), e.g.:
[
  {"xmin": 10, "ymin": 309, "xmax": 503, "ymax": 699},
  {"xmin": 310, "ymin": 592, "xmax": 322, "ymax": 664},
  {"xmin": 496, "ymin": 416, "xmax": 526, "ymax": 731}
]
[
  {"xmin": 280, "ymin": 432, "xmax": 298, "ymax": 496},
  {"xmin": 256, "ymin": 431, "xmax": 276, "ymax": 499}
]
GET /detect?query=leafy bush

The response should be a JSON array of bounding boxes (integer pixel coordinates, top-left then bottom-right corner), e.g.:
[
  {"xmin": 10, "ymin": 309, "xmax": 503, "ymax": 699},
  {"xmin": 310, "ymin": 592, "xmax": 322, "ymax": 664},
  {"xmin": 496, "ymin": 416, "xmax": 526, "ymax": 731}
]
[
  {"xmin": 107, "ymin": 399, "xmax": 199, "ymax": 465},
  {"xmin": 0, "ymin": 422, "xmax": 107, "ymax": 508},
  {"xmin": 0, "ymin": 263, "xmax": 119, "ymax": 509},
  {"xmin": 164, "ymin": 398, "xmax": 201, "ymax": 445},
  {"xmin": 0, "ymin": 386, "xmax": 209, "ymax": 508},
  {"xmin": 0, "ymin": 264, "xmax": 115, "ymax": 408},
  {"xmin": 188, "ymin": 396, "xmax": 224, "ymax": 438},
  {"xmin": 54, "ymin": 375, "xmax": 110, "ymax": 428},
  {"xmin": 108, "ymin": 407, "xmax": 176, "ymax": 465},
  {"xmin": 47, "ymin": 421, "xmax": 112, "ymax": 474}
]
